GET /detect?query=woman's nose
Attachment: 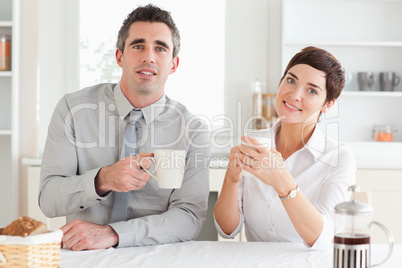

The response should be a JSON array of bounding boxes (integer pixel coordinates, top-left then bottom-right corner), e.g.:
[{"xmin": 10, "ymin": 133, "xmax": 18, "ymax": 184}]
[{"xmin": 291, "ymin": 87, "xmax": 303, "ymax": 102}]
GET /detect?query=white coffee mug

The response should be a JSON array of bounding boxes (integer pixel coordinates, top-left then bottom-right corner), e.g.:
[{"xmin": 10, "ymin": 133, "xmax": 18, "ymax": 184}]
[
  {"xmin": 241, "ymin": 130, "xmax": 272, "ymax": 177},
  {"xmin": 143, "ymin": 150, "xmax": 186, "ymax": 189}
]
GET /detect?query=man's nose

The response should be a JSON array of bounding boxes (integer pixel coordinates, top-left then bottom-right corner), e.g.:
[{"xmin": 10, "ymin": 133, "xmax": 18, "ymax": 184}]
[{"xmin": 142, "ymin": 48, "xmax": 155, "ymax": 64}]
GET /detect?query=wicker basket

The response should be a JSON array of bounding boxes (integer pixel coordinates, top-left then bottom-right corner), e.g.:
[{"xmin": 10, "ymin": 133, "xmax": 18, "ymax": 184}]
[{"xmin": 0, "ymin": 230, "xmax": 62, "ymax": 268}]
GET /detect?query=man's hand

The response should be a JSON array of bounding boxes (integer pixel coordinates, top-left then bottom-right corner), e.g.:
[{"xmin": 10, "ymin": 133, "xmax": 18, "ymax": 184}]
[
  {"xmin": 60, "ymin": 220, "xmax": 119, "ymax": 251},
  {"xmin": 95, "ymin": 152, "xmax": 153, "ymax": 196}
]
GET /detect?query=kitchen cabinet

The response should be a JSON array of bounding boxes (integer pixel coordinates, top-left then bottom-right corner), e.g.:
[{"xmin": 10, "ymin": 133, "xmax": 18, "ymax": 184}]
[
  {"xmin": 0, "ymin": 0, "xmax": 19, "ymax": 226},
  {"xmin": 356, "ymin": 169, "xmax": 402, "ymax": 244},
  {"xmin": 26, "ymin": 166, "xmax": 66, "ymax": 229},
  {"xmin": 282, "ymin": 0, "xmax": 402, "ymax": 144}
]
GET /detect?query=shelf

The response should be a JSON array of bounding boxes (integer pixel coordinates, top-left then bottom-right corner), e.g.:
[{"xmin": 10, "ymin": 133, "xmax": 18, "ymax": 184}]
[
  {"xmin": 0, "ymin": 21, "xmax": 12, "ymax": 27},
  {"xmin": 0, "ymin": 71, "xmax": 12, "ymax": 77},
  {"xmin": 284, "ymin": 41, "xmax": 402, "ymax": 48},
  {"xmin": 0, "ymin": 130, "xmax": 12, "ymax": 135},
  {"xmin": 342, "ymin": 91, "xmax": 402, "ymax": 97}
]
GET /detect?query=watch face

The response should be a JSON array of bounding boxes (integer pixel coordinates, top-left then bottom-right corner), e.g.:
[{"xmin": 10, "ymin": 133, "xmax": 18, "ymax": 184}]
[{"xmin": 290, "ymin": 190, "xmax": 296, "ymax": 198}]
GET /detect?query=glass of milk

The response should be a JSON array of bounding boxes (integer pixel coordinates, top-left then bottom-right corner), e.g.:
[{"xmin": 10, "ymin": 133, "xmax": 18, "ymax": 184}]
[{"xmin": 241, "ymin": 129, "xmax": 272, "ymax": 177}]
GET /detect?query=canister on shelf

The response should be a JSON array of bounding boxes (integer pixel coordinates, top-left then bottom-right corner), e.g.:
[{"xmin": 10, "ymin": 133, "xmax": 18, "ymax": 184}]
[
  {"xmin": 262, "ymin": 93, "xmax": 277, "ymax": 122},
  {"xmin": 373, "ymin": 124, "xmax": 396, "ymax": 142},
  {"xmin": 252, "ymin": 79, "xmax": 264, "ymax": 129},
  {"xmin": 0, "ymin": 34, "xmax": 11, "ymax": 71}
]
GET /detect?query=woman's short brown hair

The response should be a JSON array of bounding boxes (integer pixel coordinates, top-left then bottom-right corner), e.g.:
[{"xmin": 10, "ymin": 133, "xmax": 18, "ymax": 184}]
[{"xmin": 280, "ymin": 46, "xmax": 345, "ymax": 102}]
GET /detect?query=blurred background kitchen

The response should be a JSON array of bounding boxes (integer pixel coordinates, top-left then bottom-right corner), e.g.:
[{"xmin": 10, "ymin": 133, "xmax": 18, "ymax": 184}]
[{"xmin": 1, "ymin": 0, "xmax": 402, "ymax": 243}]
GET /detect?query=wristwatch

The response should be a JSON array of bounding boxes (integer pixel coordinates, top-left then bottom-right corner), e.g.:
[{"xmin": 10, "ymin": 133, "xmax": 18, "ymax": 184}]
[{"xmin": 279, "ymin": 185, "xmax": 299, "ymax": 200}]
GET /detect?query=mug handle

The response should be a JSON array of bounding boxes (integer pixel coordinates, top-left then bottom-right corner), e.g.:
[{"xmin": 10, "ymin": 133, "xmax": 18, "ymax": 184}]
[
  {"xmin": 369, "ymin": 221, "xmax": 394, "ymax": 267},
  {"xmin": 394, "ymin": 75, "xmax": 401, "ymax": 87},
  {"xmin": 345, "ymin": 73, "xmax": 353, "ymax": 86},
  {"xmin": 142, "ymin": 157, "xmax": 157, "ymax": 180},
  {"xmin": 369, "ymin": 73, "xmax": 375, "ymax": 86}
]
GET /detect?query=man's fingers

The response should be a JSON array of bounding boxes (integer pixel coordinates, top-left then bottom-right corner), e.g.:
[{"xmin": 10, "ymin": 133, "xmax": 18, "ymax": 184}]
[
  {"xmin": 138, "ymin": 157, "xmax": 152, "ymax": 170},
  {"xmin": 60, "ymin": 220, "xmax": 78, "ymax": 235}
]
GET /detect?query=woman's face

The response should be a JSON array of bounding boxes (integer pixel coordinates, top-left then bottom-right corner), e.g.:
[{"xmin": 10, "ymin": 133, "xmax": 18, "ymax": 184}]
[{"xmin": 275, "ymin": 64, "xmax": 332, "ymax": 124}]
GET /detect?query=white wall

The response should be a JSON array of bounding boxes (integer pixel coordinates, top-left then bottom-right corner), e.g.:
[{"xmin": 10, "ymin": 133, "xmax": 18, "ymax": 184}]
[{"xmin": 18, "ymin": 0, "xmax": 39, "ymax": 216}]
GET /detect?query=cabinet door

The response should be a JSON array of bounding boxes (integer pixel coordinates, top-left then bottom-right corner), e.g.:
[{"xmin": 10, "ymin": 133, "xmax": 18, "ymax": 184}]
[
  {"xmin": 27, "ymin": 167, "xmax": 66, "ymax": 229},
  {"xmin": 356, "ymin": 169, "xmax": 402, "ymax": 244}
]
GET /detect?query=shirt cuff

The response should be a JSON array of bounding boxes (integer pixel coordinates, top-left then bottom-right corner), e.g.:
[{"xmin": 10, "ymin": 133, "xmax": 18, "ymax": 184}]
[
  {"xmin": 108, "ymin": 221, "xmax": 130, "ymax": 248},
  {"xmin": 304, "ymin": 214, "xmax": 333, "ymax": 251},
  {"xmin": 213, "ymin": 213, "xmax": 244, "ymax": 239},
  {"xmin": 83, "ymin": 168, "xmax": 111, "ymax": 200}
]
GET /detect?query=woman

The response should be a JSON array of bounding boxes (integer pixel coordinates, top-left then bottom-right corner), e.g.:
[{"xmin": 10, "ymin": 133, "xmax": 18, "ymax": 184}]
[{"xmin": 214, "ymin": 47, "xmax": 356, "ymax": 250}]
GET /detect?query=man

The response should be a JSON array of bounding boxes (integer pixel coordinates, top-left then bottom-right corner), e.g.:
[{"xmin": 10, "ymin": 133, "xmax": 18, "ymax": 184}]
[{"xmin": 39, "ymin": 4, "xmax": 210, "ymax": 250}]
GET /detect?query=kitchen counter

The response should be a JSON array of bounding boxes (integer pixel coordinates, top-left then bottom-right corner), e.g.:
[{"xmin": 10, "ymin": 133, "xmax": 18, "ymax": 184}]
[
  {"xmin": 60, "ymin": 241, "xmax": 401, "ymax": 268},
  {"xmin": 210, "ymin": 141, "xmax": 402, "ymax": 170},
  {"xmin": 347, "ymin": 142, "xmax": 402, "ymax": 169},
  {"xmin": 23, "ymin": 141, "xmax": 402, "ymax": 170}
]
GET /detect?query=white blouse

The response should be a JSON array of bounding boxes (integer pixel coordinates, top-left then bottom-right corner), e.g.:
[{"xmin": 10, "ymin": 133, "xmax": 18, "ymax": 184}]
[{"xmin": 215, "ymin": 123, "xmax": 356, "ymax": 250}]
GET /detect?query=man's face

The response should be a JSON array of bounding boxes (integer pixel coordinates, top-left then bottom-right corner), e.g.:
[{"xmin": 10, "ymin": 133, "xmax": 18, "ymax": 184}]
[{"xmin": 116, "ymin": 21, "xmax": 179, "ymax": 99}]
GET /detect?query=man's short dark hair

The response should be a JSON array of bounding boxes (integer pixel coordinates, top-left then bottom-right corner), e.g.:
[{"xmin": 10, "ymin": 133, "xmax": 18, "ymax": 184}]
[{"xmin": 116, "ymin": 4, "xmax": 181, "ymax": 58}]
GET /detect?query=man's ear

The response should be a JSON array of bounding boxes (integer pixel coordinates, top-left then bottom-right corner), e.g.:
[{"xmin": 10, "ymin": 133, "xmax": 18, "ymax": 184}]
[
  {"xmin": 116, "ymin": 49, "xmax": 123, "ymax": 67},
  {"xmin": 169, "ymin": 56, "xmax": 179, "ymax": 74},
  {"xmin": 322, "ymin": 99, "xmax": 335, "ymax": 113}
]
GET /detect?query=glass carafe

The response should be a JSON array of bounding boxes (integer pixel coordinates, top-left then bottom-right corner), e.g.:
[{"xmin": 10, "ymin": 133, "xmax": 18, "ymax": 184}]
[{"xmin": 333, "ymin": 185, "xmax": 393, "ymax": 268}]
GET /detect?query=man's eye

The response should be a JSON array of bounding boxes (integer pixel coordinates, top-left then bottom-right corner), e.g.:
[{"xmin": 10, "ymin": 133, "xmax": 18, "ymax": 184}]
[
  {"xmin": 156, "ymin": 47, "xmax": 166, "ymax": 52},
  {"xmin": 133, "ymin": 45, "xmax": 143, "ymax": 49}
]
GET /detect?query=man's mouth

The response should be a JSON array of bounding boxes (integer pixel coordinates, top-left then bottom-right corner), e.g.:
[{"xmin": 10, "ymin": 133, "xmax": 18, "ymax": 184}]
[
  {"xmin": 138, "ymin": 71, "xmax": 155, "ymax": 76},
  {"xmin": 284, "ymin": 101, "xmax": 302, "ymax": 111},
  {"xmin": 137, "ymin": 69, "xmax": 157, "ymax": 76}
]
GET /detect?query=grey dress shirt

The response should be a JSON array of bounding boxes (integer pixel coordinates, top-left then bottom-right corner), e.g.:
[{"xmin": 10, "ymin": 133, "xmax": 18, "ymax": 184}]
[{"xmin": 39, "ymin": 82, "xmax": 211, "ymax": 247}]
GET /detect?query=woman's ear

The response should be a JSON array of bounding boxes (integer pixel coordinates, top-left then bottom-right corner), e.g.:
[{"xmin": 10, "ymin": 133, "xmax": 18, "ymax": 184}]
[{"xmin": 322, "ymin": 99, "xmax": 335, "ymax": 113}]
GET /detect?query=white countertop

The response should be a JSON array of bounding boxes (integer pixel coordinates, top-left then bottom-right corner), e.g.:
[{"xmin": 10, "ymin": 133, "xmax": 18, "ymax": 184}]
[
  {"xmin": 22, "ymin": 141, "xmax": 402, "ymax": 170},
  {"xmin": 60, "ymin": 241, "xmax": 401, "ymax": 268},
  {"xmin": 21, "ymin": 156, "xmax": 42, "ymax": 166},
  {"xmin": 347, "ymin": 142, "xmax": 402, "ymax": 169}
]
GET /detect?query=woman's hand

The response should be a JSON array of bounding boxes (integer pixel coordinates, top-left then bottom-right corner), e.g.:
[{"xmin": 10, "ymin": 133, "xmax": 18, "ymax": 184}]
[
  {"xmin": 225, "ymin": 146, "xmax": 243, "ymax": 183},
  {"xmin": 238, "ymin": 136, "xmax": 292, "ymax": 194}
]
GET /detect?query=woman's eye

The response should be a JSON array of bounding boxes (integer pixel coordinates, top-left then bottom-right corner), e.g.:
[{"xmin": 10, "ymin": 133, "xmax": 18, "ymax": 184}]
[
  {"xmin": 308, "ymin": 88, "xmax": 318, "ymax": 95},
  {"xmin": 287, "ymin": 78, "xmax": 295, "ymax": 84}
]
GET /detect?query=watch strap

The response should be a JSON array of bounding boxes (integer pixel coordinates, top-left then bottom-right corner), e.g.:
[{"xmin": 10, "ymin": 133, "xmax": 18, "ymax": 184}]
[{"xmin": 279, "ymin": 185, "xmax": 299, "ymax": 200}]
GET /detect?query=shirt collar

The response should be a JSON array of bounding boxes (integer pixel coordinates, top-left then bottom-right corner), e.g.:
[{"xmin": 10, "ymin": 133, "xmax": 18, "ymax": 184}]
[
  {"xmin": 304, "ymin": 123, "xmax": 327, "ymax": 161},
  {"xmin": 271, "ymin": 120, "xmax": 327, "ymax": 162},
  {"xmin": 114, "ymin": 82, "xmax": 166, "ymax": 125}
]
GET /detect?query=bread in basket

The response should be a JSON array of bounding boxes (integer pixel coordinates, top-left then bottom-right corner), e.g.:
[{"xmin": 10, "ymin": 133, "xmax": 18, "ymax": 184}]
[{"xmin": 0, "ymin": 217, "xmax": 63, "ymax": 268}]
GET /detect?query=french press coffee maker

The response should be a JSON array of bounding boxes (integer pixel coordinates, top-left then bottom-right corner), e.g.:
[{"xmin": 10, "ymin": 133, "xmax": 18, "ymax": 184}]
[{"xmin": 334, "ymin": 185, "xmax": 393, "ymax": 268}]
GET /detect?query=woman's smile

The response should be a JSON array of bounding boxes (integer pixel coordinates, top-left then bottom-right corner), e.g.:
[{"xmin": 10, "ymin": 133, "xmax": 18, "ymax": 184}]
[{"xmin": 283, "ymin": 101, "xmax": 302, "ymax": 112}]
